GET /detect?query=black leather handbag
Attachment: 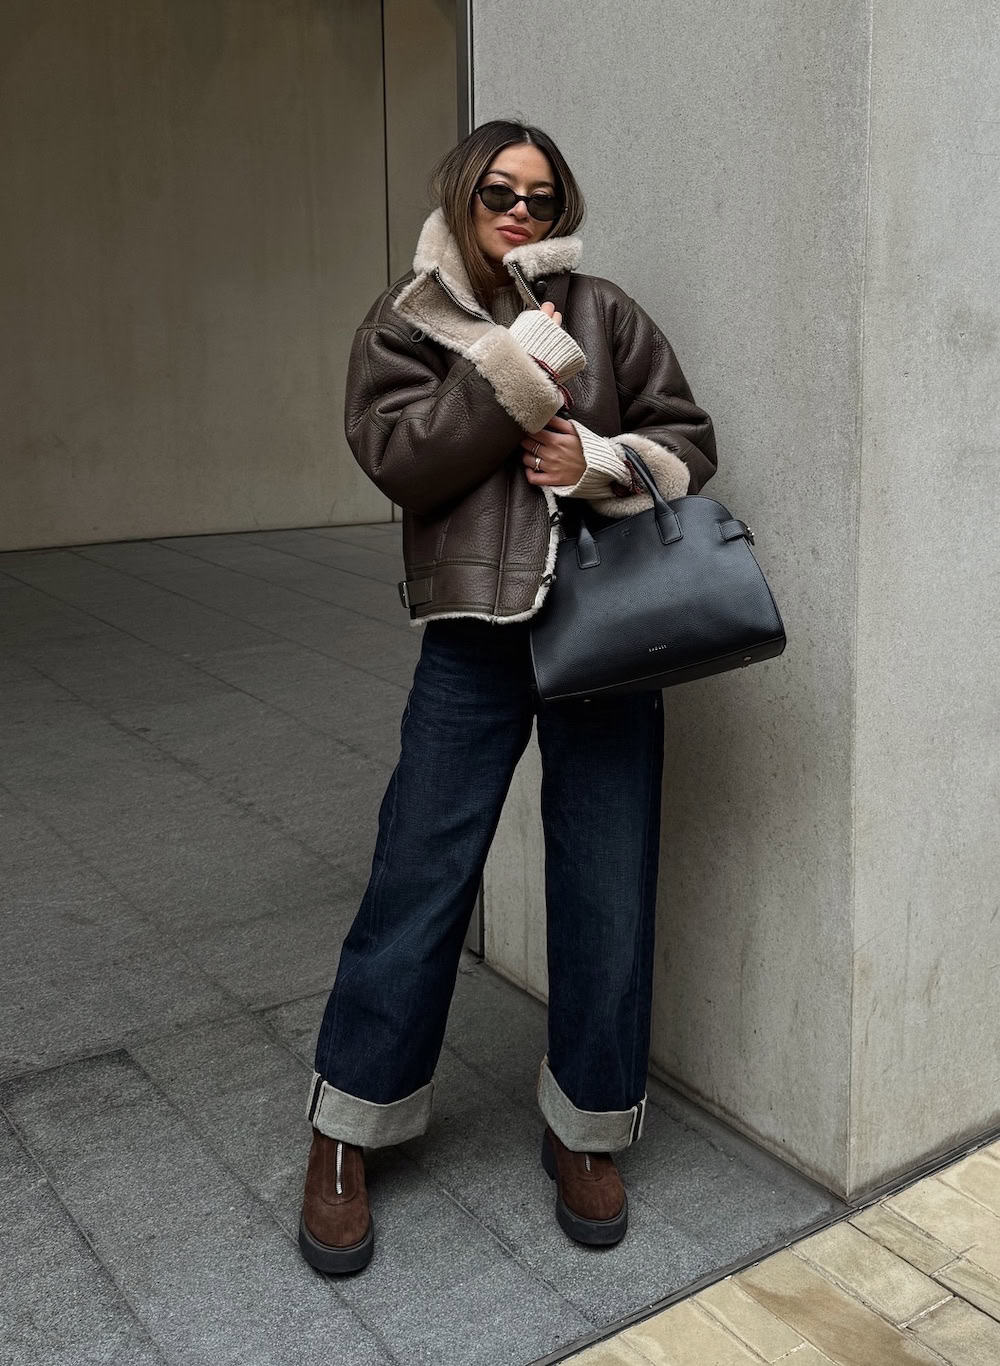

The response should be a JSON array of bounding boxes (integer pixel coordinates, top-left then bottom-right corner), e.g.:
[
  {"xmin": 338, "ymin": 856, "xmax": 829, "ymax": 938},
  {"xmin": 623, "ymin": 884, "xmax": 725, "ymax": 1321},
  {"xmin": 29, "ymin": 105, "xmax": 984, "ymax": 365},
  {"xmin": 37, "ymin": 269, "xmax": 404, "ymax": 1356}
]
[{"xmin": 529, "ymin": 444, "xmax": 786, "ymax": 701}]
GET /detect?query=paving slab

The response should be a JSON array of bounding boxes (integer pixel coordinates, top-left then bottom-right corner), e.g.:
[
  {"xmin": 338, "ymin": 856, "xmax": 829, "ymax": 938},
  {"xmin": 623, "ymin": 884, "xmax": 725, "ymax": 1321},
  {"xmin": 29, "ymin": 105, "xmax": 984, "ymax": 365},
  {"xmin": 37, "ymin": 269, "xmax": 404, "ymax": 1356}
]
[
  {"xmin": 697, "ymin": 1276, "xmax": 806, "ymax": 1360},
  {"xmin": 131, "ymin": 1012, "xmax": 591, "ymax": 1364},
  {"xmin": 907, "ymin": 1295, "xmax": 1000, "ymax": 1364},
  {"xmin": 447, "ymin": 956, "xmax": 844, "ymax": 1266},
  {"xmin": 0, "ymin": 528, "xmax": 863, "ymax": 1366},
  {"xmin": 51, "ymin": 541, "xmax": 421, "ymax": 684},
  {"xmin": 933, "ymin": 1256, "xmax": 1000, "ymax": 1326},
  {"xmin": 737, "ymin": 1250, "xmax": 943, "ymax": 1366},
  {"xmin": 12, "ymin": 629, "xmax": 236, "ymax": 712},
  {"xmin": 266, "ymin": 987, "xmax": 749, "ymax": 1328},
  {"xmin": 849, "ymin": 1202, "xmax": 956, "ymax": 1275},
  {"xmin": 99, "ymin": 688, "xmax": 389, "ymax": 863},
  {"xmin": 156, "ymin": 533, "xmax": 409, "ymax": 627},
  {"xmin": 623, "ymin": 1300, "xmax": 769, "ymax": 1365},
  {"xmin": 888, "ymin": 1177, "xmax": 1000, "ymax": 1278},
  {"xmin": 242, "ymin": 528, "xmax": 404, "ymax": 585},
  {"xmin": 793, "ymin": 1222, "xmax": 948, "ymax": 1326},
  {"xmin": 0, "ymin": 1053, "xmax": 392, "ymax": 1366},
  {"xmin": 183, "ymin": 888, "xmax": 365, "ymax": 1008},
  {"xmin": 189, "ymin": 640, "xmax": 409, "ymax": 766},
  {"xmin": 0, "ymin": 792, "xmax": 233, "ymax": 1079},
  {"xmin": 0, "ymin": 1112, "xmax": 165, "ymax": 1366},
  {"xmin": 2, "ymin": 550, "xmax": 273, "ymax": 655},
  {"xmin": 0, "ymin": 576, "xmax": 120, "ymax": 648}
]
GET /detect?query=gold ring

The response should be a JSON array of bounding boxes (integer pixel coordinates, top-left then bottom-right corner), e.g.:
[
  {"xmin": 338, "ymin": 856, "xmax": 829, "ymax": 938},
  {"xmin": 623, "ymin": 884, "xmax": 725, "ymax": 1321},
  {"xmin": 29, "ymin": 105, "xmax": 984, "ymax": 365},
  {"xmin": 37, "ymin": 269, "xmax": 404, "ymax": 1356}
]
[{"xmin": 534, "ymin": 453, "xmax": 542, "ymax": 471}]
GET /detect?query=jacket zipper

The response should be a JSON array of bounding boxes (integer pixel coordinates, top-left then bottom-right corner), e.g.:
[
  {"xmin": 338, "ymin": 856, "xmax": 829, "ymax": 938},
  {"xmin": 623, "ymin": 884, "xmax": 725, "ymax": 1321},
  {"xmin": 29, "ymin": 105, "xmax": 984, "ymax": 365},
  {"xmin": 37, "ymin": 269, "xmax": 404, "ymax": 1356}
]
[
  {"xmin": 432, "ymin": 262, "xmax": 541, "ymax": 317},
  {"xmin": 507, "ymin": 260, "xmax": 541, "ymax": 309},
  {"xmin": 432, "ymin": 267, "xmax": 492, "ymax": 320}
]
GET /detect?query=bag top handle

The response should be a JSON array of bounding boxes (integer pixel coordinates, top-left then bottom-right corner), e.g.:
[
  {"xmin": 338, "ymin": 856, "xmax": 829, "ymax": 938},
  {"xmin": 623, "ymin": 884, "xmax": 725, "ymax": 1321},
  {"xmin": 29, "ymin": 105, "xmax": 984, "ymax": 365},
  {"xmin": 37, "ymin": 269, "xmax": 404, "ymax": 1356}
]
[{"xmin": 572, "ymin": 443, "xmax": 682, "ymax": 568}]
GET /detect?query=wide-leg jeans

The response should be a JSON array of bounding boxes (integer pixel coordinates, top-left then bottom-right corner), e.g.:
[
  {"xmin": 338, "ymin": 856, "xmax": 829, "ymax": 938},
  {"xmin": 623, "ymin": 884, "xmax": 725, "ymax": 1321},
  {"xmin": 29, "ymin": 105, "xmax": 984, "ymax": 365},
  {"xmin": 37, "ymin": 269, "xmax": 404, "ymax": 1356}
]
[{"xmin": 308, "ymin": 615, "xmax": 664, "ymax": 1153}]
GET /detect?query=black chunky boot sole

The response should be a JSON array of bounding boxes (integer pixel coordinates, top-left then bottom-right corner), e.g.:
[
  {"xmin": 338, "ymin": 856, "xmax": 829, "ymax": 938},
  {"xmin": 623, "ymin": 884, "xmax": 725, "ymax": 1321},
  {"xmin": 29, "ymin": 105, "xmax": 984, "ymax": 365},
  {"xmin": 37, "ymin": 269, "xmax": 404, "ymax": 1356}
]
[
  {"xmin": 298, "ymin": 1212, "xmax": 374, "ymax": 1274},
  {"xmin": 541, "ymin": 1128, "xmax": 628, "ymax": 1246}
]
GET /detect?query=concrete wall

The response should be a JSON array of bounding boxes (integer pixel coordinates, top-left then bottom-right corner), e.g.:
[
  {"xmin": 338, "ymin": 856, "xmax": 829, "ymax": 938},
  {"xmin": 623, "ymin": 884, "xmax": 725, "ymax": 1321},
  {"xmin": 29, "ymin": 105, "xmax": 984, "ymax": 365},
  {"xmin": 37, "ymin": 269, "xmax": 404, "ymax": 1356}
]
[
  {"xmin": 851, "ymin": 1, "xmax": 1000, "ymax": 1192},
  {"xmin": 1, "ymin": 1, "xmax": 457, "ymax": 550},
  {"xmin": 2, "ymin": 0, "xmax": 390, "ymax": 549},
  {"xmin": 384, "ymin": 0, "xmax": 458, "ymax": 286},
  {"xmin": 476, "ymin": 0, "xmax": 999, "ymax": 1196}
]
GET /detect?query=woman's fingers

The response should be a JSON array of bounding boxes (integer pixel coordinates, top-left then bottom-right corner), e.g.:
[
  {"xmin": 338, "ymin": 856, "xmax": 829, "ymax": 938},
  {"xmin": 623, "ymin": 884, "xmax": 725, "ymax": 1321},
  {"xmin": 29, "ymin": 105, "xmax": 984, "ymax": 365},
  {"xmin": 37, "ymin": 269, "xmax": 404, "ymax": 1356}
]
[{"xmin": 540, "ymin": 300, "xmax": 563, "ymax": 327}]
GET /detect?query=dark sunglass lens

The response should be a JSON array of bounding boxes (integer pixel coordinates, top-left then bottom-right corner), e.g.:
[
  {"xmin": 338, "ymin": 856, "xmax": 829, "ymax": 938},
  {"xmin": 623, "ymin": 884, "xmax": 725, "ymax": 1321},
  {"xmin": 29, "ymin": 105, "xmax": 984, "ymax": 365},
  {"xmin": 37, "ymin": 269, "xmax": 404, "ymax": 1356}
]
[
  {"xmin": 528, "ymin": 195, "xmax": 560, "ymax": 221},
  {"xmin": 479, "ymin": 185, "xmax": 516, "ymax": 211}
]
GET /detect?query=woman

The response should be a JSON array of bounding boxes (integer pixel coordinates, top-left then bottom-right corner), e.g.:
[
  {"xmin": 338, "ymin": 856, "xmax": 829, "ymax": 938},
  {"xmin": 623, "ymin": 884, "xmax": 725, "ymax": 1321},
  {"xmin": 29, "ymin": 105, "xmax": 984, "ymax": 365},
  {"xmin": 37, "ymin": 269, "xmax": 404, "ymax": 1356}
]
[{"xmin": 299, "ymin": 120, "xmax": 717, "ymax": 1274}]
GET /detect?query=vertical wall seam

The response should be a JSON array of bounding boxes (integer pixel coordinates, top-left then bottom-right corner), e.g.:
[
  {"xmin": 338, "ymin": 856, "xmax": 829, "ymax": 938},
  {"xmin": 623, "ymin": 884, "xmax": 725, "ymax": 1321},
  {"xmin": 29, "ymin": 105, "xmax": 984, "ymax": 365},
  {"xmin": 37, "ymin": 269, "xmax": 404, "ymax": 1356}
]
[
  {"xmin": 458, "ymin": 0, "xmax": 474, "ymax": 134},
  {"xmin": 848, "ymin": 0, "xmax": 877, "ymax": 1199},
  {"xmin": 380, "ymin": 0, "xmax": 390, "ymax": 289}
]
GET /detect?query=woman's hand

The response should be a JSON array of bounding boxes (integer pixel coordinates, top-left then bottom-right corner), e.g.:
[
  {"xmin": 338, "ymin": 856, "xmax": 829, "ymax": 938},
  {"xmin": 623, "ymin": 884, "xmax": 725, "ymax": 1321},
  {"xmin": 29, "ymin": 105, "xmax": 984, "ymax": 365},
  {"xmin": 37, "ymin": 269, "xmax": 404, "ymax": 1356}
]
[
  {"xmin": 521, "ymin": 302, "xmax": 585, "ymax": 486},
  {"xmin": 521, "ymin": 413, "xmax": 585, "ymax": 487}
]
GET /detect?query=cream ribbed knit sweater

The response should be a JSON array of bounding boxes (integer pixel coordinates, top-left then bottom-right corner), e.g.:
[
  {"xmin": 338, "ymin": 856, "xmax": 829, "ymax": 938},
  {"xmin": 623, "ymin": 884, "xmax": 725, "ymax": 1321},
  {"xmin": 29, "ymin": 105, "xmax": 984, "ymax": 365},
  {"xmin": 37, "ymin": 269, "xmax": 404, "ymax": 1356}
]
[{"xmin": 487, "ymin": 285, "xmax": 636, "ymax": 498}]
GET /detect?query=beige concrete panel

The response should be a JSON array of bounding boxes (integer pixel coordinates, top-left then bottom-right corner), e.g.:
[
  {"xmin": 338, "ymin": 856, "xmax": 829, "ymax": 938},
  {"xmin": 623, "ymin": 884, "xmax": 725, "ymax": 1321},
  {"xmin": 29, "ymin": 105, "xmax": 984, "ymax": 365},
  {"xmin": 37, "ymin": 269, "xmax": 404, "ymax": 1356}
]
[
  {"xmin": 623, "ymin": 1300, "xmax": 770, "ymax": 1365},
  {"xmin": 937, "ymin": 1150, "xmax": 1000, "ymax": 1220},
  {"xmin": 568, "ymin": 1339, "xmax": 650, "ymax": 1366},
  {"xmin": 737, "ymin": 1250, "xmax": 944, "ymax": 1365},
  {"xmin": 887, "ymin": 1177, "xmax": 1000, "ymax": 1279},
  {"xmin": 851, "ymin": 0, "xmax": 1000, "ymax": 1192},
  {"xmin": 907, "ymin": 1296, "xmax": 1000, "ymax": 1365},
  {"xmin": 384, "ymin": 0, "xmax": 458, "ymax": 285},
  {"xmin": 698, "ymin": 1277, "xmax": 805, "ymax": 1360},
  {"xmin": 934, "ymin": 1259, "xmax": 1000, "ymax": 1328},
  {"xmin": 793, "ymin": 1222, "xmax": 949, "ymax": 1326},
  {"xmin": 383, "ymin": 0, "xmax": 458, "ymax": 527},
  {"xmin": 849, "ymin": 1203, "xmax": 956, "ymax": 1276},
  {"xmin": 1, "ymin": 0, "xmax": 390, "ymax": 549},
  {"xmin": 473, "ymin": 0, "xmax": 869, "ymax": 1189}
]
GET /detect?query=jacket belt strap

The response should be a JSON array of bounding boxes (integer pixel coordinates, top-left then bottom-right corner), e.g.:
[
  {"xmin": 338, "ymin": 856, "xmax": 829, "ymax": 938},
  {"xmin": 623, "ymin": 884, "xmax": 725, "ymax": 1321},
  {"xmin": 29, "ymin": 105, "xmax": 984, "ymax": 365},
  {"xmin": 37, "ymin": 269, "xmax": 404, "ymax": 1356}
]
[{"xmin": 398, "ymin": 576, "xmax": 434, "ymax": 611}]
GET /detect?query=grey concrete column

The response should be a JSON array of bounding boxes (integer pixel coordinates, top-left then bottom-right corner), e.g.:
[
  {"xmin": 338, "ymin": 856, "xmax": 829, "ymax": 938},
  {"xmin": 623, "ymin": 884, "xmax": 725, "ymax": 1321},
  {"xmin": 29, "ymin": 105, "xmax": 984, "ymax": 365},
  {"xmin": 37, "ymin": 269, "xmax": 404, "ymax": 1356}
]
[{"xmin": 475, "ymin": 0, "xmax": 999, "ymax": 1197}]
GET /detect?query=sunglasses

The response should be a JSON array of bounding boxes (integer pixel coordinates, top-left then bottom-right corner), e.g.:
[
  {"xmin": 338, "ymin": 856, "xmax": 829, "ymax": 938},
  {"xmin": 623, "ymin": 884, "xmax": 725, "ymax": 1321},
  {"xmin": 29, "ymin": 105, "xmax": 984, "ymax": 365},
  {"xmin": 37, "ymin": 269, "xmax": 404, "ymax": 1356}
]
[{"xmin": 474, "ymin": 183, "xmax": 563, "ymax": 222}]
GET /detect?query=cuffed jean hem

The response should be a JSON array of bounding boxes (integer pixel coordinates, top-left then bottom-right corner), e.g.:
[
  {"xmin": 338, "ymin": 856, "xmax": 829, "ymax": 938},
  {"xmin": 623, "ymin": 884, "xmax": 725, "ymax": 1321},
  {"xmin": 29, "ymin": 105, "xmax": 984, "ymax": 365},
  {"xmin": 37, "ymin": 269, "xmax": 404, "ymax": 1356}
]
[
  {"xmin": 306, "ymin": 1071, "xmax": 434, "ymax": 1148},
  {"xmin": 536, "ymin": 1055, "xmax": 647, "ymax": 1152}
]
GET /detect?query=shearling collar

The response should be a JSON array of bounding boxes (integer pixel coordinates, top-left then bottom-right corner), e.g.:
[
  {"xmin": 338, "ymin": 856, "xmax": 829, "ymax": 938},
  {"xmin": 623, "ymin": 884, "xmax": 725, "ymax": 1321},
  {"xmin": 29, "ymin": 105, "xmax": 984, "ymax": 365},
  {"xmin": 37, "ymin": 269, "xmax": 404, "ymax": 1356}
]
[
  {"xmin": 393, "ymin": 206, "xmax": 582, "ymax": 343},
  {"xmin": 411, "ymin": 205, "xmax": 581, "ymax": 310}
]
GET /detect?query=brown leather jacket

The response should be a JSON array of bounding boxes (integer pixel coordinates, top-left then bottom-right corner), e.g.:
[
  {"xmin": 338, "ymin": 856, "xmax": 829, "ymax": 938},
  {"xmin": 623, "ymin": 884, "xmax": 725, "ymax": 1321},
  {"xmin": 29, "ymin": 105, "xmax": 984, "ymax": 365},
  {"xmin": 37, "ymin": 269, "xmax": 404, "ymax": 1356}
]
[{"xmin": 344, "ymin": 207, "xmax": 717, "ymax": 624}]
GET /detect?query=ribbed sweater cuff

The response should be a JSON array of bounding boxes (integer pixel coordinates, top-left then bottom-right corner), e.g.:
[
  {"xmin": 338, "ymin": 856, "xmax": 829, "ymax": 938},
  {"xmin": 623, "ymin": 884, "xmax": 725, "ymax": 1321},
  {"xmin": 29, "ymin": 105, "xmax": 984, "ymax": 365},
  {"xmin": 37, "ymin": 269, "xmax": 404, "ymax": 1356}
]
[
  {"xmin": 548, "ymin": 421, "xmax": 632, "ymax": 498},
  {"xmin": 507, "ymin": 309, "xmax": 587, "ymax": 381}
]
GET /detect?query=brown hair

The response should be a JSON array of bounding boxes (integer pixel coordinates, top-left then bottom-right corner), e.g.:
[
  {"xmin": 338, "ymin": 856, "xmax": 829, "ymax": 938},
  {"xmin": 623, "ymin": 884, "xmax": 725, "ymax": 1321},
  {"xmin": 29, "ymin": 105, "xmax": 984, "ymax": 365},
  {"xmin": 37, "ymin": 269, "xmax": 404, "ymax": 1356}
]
[{"xmin": 428, "ymin": 118, "xmax": 585, "ymax": 310}]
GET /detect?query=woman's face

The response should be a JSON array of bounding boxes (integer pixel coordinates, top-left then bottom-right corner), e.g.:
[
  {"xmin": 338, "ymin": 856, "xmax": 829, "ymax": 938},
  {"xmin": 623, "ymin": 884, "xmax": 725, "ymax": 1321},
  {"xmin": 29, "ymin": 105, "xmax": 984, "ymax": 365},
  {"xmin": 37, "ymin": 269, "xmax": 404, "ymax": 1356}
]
[{"xmin": 472, "ymin": 143, "xmax": 559, "ymax": 267}]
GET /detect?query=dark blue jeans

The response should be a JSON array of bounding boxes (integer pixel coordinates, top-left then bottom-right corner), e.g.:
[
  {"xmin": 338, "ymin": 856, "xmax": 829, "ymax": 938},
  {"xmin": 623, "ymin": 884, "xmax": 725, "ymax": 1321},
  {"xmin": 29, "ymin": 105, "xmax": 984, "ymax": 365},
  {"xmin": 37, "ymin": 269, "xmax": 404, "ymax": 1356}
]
[{"xmin": 308, "ymin": 616, "xmax": 664, "ymax": 1152}]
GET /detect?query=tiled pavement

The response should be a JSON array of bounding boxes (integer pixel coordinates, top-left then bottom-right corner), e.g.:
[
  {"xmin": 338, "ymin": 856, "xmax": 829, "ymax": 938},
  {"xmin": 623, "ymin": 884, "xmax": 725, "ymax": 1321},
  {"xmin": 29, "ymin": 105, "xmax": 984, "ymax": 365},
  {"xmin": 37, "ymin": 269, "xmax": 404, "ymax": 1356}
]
[
  {"xmin": 1, "ymin": 523, "xmax": 844, "ymax": 1366},
  {"xmin": 569, "ymin": 1139, "xmax": 1000, "ymax": 1365}
]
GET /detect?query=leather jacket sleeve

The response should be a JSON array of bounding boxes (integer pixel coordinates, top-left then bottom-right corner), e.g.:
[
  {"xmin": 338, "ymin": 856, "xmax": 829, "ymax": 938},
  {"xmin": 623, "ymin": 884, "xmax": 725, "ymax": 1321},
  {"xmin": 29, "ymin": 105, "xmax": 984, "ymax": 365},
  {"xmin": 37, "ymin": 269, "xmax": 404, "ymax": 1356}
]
[
  {"xmin": 610, "ymin": 294, "xmax": 718, "ymax": 495},
  {"xmin": 343, "ymin": 322, "xmax": 528, "ymax": 518}
]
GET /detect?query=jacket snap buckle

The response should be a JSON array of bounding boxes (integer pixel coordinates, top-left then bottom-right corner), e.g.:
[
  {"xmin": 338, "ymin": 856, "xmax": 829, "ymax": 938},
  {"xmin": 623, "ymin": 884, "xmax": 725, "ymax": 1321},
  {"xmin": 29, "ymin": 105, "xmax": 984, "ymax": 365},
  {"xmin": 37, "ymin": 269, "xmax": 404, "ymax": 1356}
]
[
  {"xmin": 540, "ymin": 571, "xmax": 555, "ymax": 586},
  {"xmin": 410, "ymin": 327, "xmax": 425, "ymax": 343}
]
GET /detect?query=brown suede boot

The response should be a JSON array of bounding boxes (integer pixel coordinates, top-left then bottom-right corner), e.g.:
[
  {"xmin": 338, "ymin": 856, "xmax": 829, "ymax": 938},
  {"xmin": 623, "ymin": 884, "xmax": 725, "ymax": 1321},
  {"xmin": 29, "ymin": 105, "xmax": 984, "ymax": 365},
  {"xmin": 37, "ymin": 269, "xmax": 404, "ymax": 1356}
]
[
  {"xmin": 298, "ymin": 1129, "xmax": 374, "ymax": 1273},
  {"xmin": 541, "ymin": 1124, "xmax": 628, "ymax": 1245}
]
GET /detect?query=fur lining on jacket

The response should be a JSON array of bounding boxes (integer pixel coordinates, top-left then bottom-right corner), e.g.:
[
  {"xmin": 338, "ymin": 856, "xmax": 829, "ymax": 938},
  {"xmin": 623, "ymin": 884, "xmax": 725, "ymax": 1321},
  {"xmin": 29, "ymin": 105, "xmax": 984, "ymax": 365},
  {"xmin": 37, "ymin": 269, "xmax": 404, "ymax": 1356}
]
[
  {"xmin": 376, "ymin": 207, "xmax": 708, "ymax": 626},
  {"xmin": 599, "ymin": 432, "xmax": 692, "ymax": 517},
  {"xmin": 393, "ymin": 208, "xmax": 588, "ymax": 626},
  {"xmin": 394, "ymin": 207, "xmax": 584, "ymax": 436}
]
